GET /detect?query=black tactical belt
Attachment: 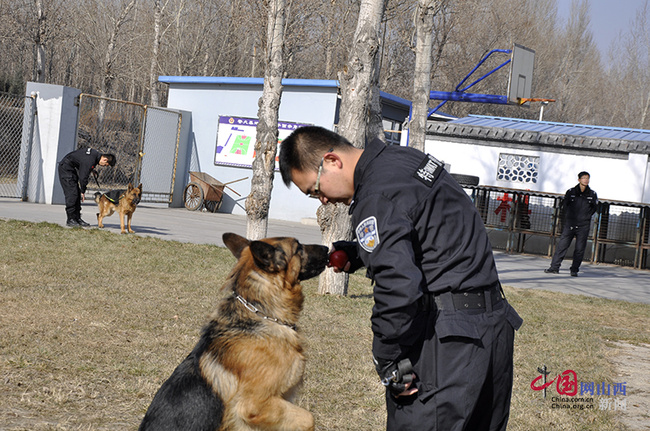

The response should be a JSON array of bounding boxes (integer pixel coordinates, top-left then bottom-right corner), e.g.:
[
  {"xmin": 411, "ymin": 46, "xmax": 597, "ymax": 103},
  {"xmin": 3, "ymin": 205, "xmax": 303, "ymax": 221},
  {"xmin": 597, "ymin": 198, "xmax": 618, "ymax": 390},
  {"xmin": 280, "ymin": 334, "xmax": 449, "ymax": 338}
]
[{"xmin": 419, "ymin": 284, "xmax": 503, "ymax": 312}]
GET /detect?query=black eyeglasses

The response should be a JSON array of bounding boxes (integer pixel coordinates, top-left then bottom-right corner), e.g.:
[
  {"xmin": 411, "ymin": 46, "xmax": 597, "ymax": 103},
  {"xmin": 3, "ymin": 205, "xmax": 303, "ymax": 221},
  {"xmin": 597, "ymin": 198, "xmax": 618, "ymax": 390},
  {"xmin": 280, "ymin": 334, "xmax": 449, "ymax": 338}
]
[{"xmin": 309, "ymin": 148, "xmax": 333, "ymax": 199}]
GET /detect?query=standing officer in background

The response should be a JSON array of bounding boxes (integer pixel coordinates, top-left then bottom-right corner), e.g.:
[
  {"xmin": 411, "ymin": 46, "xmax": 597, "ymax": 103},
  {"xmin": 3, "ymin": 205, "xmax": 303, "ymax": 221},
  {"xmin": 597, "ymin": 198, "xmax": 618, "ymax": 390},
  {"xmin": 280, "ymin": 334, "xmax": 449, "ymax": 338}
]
[
  {"xmin": 545, "ymin": 171, "xmax": 598, "ymax": 276},
  {"xmin": 279, "ymin": 126, "xmax": 522, "ymax": 431},
  {"xmin": 58, "ymin": 147, "xmax": 115, "ymax": 227}
]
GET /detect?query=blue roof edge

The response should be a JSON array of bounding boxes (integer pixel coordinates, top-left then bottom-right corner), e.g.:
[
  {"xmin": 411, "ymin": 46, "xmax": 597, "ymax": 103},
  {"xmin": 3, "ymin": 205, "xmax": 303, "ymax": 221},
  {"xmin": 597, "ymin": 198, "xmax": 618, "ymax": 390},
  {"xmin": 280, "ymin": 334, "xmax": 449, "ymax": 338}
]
[
  {"xmin": 463, "ymin": 114, "xmax": 650, "ymax": 134},
  {"xmin": 158, "ymin": 76, "xmax": 339, "ymax": 88},
  {"xmin": 159, "ymin": 76, "xmax": 411, "ymax": 109}
]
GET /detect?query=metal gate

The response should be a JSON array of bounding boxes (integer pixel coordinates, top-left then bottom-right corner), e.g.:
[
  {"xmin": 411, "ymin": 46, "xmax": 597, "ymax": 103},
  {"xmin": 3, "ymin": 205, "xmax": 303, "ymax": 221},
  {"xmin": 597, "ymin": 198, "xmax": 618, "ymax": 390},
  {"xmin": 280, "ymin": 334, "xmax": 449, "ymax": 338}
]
[
  {"xmin": 0, "ymin": 91, "xmax": 36, "ymax": 199},
  {"xmin": 139, "ymin": 107, "xmax": 183, "ymax": 202},
  {"xmin": 76, "ymin": 94, "xmax": 182, "ymax": 203}
]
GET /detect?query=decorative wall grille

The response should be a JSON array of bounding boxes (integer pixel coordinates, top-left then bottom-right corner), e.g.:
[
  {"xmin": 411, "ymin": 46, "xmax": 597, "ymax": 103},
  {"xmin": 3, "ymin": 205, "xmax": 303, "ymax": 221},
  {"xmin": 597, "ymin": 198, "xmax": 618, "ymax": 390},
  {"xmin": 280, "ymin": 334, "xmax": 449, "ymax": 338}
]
[{"xmin": 497, "ymin": 153, "xmax": 539, "ymax": 183}]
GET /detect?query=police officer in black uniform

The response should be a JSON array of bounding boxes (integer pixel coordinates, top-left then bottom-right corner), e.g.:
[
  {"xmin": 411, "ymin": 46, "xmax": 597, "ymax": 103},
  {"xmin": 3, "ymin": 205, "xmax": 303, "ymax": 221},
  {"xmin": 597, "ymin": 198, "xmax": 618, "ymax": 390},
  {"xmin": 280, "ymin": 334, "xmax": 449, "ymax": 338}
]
[
  {"xmin": 279, "ymin": 126, "xmax": 522, "ymax": 431},
  {"xmin": 58, "ymin": 147, "xmax": 115, "ymax": 227},
  {"xmin": 545, "ymin": 171, "xmax": 598, "ymax": 276}
]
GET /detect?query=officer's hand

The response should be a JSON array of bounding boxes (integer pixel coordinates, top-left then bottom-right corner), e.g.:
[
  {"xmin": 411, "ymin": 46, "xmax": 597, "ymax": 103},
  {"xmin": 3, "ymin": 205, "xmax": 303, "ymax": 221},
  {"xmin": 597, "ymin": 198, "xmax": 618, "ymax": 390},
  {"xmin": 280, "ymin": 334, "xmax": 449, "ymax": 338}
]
[
  {"xmin": 81, "ymin": 193, "xmax": 85, "ymax": 202},
  {"xmin": 330, "ymin": 241, "xmax": 364, "ymax": 274},
  {"xmin": 373, "ymin": 357, "xmax": 418, "ymax": 397}
]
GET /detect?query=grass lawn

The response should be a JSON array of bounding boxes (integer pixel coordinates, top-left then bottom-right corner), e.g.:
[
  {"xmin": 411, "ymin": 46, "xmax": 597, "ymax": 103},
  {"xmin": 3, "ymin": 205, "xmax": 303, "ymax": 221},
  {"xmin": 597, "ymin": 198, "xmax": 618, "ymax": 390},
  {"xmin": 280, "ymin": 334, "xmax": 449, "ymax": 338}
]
[{"xmin": 1, "ymin": 219, "xmax": 648, "ymax": 430}]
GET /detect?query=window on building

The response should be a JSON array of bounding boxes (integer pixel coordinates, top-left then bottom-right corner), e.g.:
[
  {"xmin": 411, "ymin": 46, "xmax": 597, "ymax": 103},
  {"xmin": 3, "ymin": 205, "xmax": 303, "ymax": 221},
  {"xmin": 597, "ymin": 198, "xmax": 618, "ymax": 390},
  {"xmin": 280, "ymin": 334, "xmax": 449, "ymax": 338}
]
[
  {"xmin": 383, "ymin": 119, "xmax": 402, "ymax": 145},
  {"xmin": 497, "ymin": 153, "xmax": 539, "ymax": 184}
]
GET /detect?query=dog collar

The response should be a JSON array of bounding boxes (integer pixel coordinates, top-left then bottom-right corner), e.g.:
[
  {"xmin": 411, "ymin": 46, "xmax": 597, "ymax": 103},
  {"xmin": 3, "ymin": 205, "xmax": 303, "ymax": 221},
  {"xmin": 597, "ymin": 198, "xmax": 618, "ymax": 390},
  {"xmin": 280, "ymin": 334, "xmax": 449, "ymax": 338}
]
[{"xmin": 233, "ymin": 292, "xmax": 297, "ymax": 331}]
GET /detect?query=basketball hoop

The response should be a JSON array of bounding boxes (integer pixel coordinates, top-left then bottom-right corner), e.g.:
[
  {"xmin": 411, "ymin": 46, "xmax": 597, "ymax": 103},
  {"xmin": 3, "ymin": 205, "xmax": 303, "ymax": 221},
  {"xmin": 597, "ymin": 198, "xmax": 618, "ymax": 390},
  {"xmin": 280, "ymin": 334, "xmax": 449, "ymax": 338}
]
[
  {"xmin": 516, "ymin": 98, "xmax": 556, "ymax": 106},
  {"xmin": 516, "ymin": 98, "xmax": 556, "ymax": 121},
  {"xmin": 427, "ymin": 44, "xmax": 537, "ymax": 115}
]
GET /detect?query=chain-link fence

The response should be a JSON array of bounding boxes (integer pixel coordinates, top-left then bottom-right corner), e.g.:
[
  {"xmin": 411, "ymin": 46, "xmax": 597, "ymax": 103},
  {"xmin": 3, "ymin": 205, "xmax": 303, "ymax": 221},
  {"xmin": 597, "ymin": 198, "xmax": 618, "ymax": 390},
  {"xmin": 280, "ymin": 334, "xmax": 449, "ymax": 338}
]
[
  {"xmin": 0, "ymin": 91, "xmax": 35, "ymax": 198},
  {"xmin": 76, "ymin": 95, "xmax": 182, "ymax": 203},
  {"xmin": 594, "ymin": 202, "xmax": 647, "ymax": 267},
  {"xmin": 76, "ymin": 94, "xmax": 146, "ymax": 194},
  {"xmin": 641, "ymin": 208, "xmax": 650, "ymax": 268},
  {"xmin": 139, "ymin": 107, "xmax": 182, "ymax": 202},
  {"xmin": 465, "ymin": 184, "xmax": 650, "ymax": 269}
]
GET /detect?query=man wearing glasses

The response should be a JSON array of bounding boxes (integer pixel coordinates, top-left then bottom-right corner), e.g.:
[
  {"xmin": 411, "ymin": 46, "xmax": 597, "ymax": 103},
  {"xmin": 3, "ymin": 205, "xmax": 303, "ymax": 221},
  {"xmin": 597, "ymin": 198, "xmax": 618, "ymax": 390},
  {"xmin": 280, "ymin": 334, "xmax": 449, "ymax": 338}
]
[{"xmin": 279, "ymin": 126, "xmax": 522, "ymax": 431}]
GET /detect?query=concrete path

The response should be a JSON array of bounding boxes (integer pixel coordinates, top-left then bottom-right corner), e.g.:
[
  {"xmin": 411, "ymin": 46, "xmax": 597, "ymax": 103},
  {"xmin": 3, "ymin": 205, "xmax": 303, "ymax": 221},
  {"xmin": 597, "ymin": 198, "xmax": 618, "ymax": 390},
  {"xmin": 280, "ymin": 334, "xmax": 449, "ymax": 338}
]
[{"xmin": 2, "ymin": 197, "xmax": 649, "ymax": 304}]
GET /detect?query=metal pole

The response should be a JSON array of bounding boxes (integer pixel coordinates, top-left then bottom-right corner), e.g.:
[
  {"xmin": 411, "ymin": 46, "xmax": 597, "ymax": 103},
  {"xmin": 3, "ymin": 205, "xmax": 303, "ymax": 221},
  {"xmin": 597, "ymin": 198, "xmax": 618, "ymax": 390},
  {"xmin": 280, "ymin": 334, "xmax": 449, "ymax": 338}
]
[
  {"xmin": 21, "ymin": 94, "xmax": 38, "ymax": 201},
  {"xmin": 539, "ymin": 101, "xmax": 549, "ymax": 121}
]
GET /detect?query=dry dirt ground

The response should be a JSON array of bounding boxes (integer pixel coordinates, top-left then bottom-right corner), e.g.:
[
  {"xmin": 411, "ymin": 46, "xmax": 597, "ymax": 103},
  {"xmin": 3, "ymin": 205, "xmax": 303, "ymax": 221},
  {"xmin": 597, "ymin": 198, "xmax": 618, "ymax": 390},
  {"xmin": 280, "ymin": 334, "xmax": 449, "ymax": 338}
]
[{"xmin": 610, "ymin": 342, "xmax": 650, "ymax": 430}]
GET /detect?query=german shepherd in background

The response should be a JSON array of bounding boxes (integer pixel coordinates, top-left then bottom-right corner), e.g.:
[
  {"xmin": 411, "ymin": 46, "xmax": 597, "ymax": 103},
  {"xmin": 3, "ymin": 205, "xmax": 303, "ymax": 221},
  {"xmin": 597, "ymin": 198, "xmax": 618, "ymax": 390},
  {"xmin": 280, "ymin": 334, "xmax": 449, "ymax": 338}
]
[
  {"xmin": 139, "ymin": 232, "xmax": 328, "ymax": 431},
  {"xmin": 94, "ymin": 183, "xmax": 142, "ymax": 234}
]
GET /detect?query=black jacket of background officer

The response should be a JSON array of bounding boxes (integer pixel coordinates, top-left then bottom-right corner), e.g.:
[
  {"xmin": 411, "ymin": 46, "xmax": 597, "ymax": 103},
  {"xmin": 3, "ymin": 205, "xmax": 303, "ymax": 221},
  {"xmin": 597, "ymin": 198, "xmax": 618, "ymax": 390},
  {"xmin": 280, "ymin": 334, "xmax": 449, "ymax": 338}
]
[
  {"xmin": 58, "ymin": 147, "xmax": 108, "ymax": 225},
  {"xmin": 59, "ymin": 147, "xmax": 103, "ymax": 195},
  {"xmin": 562, "ymin": 183, "xmax": 598, "ymax": 228}
]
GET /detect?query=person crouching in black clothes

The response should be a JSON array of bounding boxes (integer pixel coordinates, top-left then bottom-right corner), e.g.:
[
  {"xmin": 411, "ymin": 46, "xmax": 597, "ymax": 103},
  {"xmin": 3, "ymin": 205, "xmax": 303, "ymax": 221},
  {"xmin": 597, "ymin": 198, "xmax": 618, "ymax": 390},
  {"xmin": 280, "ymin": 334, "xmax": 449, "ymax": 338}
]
[
  {"xmin": 545, "ymin": 171, "xmax": 598, "ymax": 276},
  {"xmin": 58, "ymin": 148, "xmax": 116, "ymax": 227}
]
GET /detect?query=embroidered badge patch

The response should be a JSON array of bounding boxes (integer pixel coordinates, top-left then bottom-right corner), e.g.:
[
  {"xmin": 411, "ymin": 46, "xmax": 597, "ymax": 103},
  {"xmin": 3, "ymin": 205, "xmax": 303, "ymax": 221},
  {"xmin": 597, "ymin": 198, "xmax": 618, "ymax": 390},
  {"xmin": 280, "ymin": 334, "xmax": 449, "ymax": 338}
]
[
  {"xmin": 356, "ymin": 216, "xmax": 380, "ymax": 253},
  {"xmin": 413, "ymin": 154, "xmax": 444, "ymax": 187}
]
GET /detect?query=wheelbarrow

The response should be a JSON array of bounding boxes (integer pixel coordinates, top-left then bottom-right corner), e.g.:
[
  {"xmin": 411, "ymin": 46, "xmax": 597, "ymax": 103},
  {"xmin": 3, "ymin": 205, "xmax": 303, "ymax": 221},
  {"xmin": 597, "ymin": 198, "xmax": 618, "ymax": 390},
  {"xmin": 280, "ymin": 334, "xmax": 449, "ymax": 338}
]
[{"xmin": 183, "ymin": 172, "xmax": 248, "ymax": 212}]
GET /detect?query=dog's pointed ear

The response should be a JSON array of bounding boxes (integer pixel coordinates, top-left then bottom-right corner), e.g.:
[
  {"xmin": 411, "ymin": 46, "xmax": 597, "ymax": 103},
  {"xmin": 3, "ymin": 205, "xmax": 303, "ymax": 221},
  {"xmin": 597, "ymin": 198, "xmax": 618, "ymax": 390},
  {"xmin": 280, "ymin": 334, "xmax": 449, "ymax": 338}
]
[
  {"xmin": 137, "ymin": 183, "xmax": 142, "ymax": 190},
  {"xmin": 127, "ymin": 183, "xmax": 133, "ymax": 191},
  {"xmin": 249, "ymin": 241, "xmax": 287, "ymax": 273},
  {"xmin": 223, "ymin": 233, "xmax": 250, "ymax": 259}
]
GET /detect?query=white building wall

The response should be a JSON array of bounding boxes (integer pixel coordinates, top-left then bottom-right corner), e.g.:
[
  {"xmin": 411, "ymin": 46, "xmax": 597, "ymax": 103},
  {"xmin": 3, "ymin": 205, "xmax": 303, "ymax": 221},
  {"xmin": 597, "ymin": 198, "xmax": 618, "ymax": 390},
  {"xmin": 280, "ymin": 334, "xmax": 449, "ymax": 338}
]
[
  {"xmin": 22, "ymin": 82, "xmax": 81, "ymax": 204},
  {"xmin": 644, "ymin": 157, "xmax": 650, "ymax": 202},
  {"xmin": 425, "ymin": 138, "xmax": 650, "ymax": 203},
  {"xmin": 164, "ymin": 80, "xmax": 340, "ymax": 223}
]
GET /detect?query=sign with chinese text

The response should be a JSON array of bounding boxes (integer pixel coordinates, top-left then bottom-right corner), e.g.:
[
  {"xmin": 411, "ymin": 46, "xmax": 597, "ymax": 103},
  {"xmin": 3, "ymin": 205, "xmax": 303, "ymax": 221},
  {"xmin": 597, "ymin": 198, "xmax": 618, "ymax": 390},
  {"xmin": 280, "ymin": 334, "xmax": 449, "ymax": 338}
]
[{"xmin": 215, "ymin": 116, "xmax": 310, "ymax": 168}]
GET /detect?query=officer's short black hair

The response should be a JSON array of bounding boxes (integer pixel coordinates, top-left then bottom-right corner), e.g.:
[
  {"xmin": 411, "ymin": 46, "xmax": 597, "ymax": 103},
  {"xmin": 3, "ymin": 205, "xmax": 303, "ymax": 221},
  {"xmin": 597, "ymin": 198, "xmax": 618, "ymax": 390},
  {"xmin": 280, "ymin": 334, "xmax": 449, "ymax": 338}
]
[
  {"xmin": 279, "ymin": 126, "xmax": 354, "ymax": 186},
  {"xmin": 102, "ymin": 153, "xmax": 116, "ymax": 167},
  {"xmin": 577, "ymin": 171, "xmax": 590, "ymax": 179}
]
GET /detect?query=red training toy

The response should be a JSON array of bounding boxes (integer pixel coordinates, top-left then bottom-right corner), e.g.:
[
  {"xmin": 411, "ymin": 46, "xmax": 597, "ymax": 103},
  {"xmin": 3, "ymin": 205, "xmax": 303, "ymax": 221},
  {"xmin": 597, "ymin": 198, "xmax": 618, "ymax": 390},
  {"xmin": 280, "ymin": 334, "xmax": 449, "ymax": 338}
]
[{"xmin": 328, "ymin": 250, "xmax": 348, "ymax": 270}]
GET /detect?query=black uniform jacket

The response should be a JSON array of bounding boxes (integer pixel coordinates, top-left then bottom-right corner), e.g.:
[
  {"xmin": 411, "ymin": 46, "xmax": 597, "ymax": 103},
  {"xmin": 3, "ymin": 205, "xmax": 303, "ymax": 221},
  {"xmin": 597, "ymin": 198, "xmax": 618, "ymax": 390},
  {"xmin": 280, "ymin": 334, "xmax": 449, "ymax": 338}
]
[
  {"xmin": 350, "ymin": 138, "xmax": 501, "ymax": 360},
  {"xmin": 562, "ymin": 184, "xmax": 598, "ymax": 228},
  {"xmin": 59, "ymin": 147, "xmax": 102, "ymax": 194}
]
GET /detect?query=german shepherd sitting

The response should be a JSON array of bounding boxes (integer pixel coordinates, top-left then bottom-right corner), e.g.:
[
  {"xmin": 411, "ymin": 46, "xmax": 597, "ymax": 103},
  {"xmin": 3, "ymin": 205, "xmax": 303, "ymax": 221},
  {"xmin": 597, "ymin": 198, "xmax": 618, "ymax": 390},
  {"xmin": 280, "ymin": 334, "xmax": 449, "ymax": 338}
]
[
  {"xmin": 139, "ymin": 232, "xmax": 328, "ymax": 431},
  {"xmin": 94, "ymin": 183, "xmax": 142, "ymax": 234}
]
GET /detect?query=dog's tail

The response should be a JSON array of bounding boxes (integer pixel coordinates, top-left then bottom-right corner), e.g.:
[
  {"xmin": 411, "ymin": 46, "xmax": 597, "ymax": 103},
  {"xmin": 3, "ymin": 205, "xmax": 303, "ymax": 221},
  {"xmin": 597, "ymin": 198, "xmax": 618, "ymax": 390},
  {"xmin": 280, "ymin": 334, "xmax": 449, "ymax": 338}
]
[{"xmin": 94, "ymin": 192, "xmax": 102, "ymax": 204}]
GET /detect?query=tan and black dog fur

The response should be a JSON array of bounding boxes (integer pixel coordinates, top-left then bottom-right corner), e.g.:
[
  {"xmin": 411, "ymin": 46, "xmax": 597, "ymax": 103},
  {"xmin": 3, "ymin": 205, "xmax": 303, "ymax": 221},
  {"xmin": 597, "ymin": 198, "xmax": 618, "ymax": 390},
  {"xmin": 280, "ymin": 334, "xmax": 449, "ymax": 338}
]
[
  {"xmin": 94, "ymin": 183, "xmax": 142, "ymax": 234},
  {"xmin": 139, "ymin": 232, "xmax": 328, "ymax": 431}
]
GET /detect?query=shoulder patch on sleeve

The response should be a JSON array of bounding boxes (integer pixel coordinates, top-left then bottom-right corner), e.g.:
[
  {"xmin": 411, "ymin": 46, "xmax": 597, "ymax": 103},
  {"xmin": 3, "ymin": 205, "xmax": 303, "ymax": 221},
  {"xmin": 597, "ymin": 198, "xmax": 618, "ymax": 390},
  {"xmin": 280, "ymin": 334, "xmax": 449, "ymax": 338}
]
[
  {"xmin": 413, "ymin": 154, "xmax": 444, "ymax": 187},
  {"xmin": 355, "ymin": 216, "xmax": 380, "ymax": 253}
]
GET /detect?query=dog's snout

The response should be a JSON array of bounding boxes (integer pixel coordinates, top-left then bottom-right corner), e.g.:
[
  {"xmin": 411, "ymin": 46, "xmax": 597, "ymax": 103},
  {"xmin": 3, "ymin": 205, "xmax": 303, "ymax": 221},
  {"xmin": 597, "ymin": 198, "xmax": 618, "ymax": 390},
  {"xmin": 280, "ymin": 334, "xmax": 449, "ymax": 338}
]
[{"xmin": 298, "ymin": 244, "xmax": 329, "ymax": 281}]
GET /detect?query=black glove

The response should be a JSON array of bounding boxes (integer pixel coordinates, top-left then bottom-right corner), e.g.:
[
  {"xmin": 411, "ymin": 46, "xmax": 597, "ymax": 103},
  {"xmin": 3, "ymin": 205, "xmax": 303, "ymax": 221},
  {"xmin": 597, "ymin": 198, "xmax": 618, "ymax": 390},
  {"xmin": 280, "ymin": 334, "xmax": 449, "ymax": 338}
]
[
  {"xmin": 332, "ymin": 240, "xmax": 364, "ymax": 273},
  {"xmin": 373, "ymin": 357, "xmax": 414, "ymax": 396}
]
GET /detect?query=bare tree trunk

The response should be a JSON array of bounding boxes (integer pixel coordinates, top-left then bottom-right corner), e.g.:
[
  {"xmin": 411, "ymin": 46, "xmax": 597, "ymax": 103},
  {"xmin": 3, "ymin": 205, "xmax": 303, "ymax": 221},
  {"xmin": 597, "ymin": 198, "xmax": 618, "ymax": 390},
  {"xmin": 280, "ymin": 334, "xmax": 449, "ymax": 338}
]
[
  {"xmin": 318, "ymin": 0, "xmax": 386, "ymax": 296},
  {"xmin": 641, "ymin": 90, "xmax": 650, "ymax": 129},
  {"xmin": 149, "ymin": 0, "xmax": 164, "ymax": 106},
  {"xmin": 337, "ymin": 0, "xmax": 386, "ymax": 146},
  {"xmin": 100, "ymin": 0, "xmax": 138, "ymax": 99},
  {"xmin": 251, "ymin": 44, "xmax": 257, "ymax": 77},
  {"xmin": 409, "ymin": 0, "xmax": 438, "ymax": 151},
  {"xmin": 246, "ymin": 0, "xmax": 286, "ymax": 240},
  {"xmin": 35, "ymin": 0, "xmax": 46, "ymax": 83},
  {"xmin": 367, "ymin": 60, "xmax": 384, "ymax": 143},
  {"xmin": 324, "ymin": 19, "xmax": 334, "ymax": 78}
]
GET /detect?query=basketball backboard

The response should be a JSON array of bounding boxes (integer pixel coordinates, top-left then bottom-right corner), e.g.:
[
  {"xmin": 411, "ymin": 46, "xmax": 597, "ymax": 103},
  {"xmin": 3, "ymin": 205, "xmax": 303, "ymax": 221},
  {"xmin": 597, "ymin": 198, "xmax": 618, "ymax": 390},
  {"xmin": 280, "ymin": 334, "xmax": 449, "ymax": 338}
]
[{"xmin": 507, "ymin": 44, "xmax": 535, "ymax": 105}]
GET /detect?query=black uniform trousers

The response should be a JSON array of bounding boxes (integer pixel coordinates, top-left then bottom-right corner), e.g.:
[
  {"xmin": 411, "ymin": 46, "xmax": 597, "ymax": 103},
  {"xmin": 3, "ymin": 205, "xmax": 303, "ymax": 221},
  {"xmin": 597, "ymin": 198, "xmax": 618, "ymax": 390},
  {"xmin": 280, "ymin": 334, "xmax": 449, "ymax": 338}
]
[
  {"xmin": 385, "ymin": 288, "xmax": 518, "ymax": 431},
  {"xmin": 550, "ymin": 224, "xmax": 590, "ymax": 273},
  {"xmin": 58, "ymin": 162, "xmax": 82, "ymax": 221}
]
